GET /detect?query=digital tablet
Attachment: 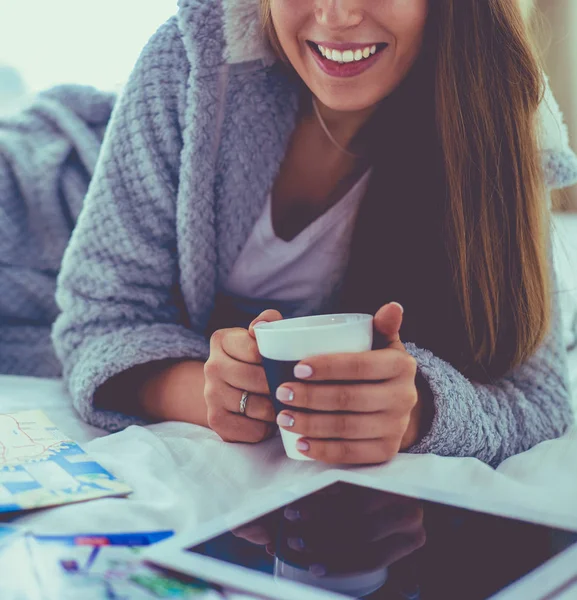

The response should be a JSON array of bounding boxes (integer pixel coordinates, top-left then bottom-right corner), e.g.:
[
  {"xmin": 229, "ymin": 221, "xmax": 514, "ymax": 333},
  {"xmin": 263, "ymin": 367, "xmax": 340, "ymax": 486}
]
[{"xmin": 144, "ymin": 471, "xmax": 577, "ymax": 600}]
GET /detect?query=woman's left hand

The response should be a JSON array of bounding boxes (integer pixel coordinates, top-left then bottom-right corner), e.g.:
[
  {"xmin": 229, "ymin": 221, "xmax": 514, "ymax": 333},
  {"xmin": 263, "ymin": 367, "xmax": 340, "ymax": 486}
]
[{"xmin": 276, "ymin": 303, "xmax": 430, "ymax": 465}]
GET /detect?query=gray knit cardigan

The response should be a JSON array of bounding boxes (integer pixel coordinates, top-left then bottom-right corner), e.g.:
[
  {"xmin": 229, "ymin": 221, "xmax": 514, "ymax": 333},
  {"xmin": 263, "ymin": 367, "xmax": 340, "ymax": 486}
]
[{"xmin": 50, "ymin": 0, "xmax": 577, "ymax": 466}]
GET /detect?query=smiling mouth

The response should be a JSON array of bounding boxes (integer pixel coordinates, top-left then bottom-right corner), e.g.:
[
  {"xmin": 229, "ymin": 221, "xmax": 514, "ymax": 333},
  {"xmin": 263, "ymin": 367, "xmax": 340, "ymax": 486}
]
[{"xmin": 306, "ymin": 41, "xmax": 389, "ymax": 64}]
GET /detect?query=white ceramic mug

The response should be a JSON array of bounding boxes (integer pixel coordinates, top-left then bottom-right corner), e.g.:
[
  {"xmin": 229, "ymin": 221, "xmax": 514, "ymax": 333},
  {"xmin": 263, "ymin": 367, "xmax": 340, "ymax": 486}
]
[{"xmin": 254, "ymin": 314, "xmax": 373, "ymax": 461}]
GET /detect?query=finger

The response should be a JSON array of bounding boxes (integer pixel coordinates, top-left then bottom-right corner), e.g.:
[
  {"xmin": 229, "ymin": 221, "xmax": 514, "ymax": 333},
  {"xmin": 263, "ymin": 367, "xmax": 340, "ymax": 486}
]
[
  {"xmin": 221, "ymin": 328, "xmax": 262, "ymax": 364},
  {"xmin": 207, "ymin": 409, "xmax": 274, "ymax": 444},
  {"xmin": 370, "ymin": 530, "xmax": 427, "ymax": 568},
  {"xmin": 204, "ymin": 352, "xmax": 270, "ymax": 395},
  {"xmin": 248, "ymin": 310, "xmax": 284, "ymax": 338},
  {"xmin": 294, "ymin": 438, "xmax": 401, "ymax": 465},
  {"xmin": 285, "ymin": 501, "xmax": 422, "ymax": 548},
  {"xmin": 234, "ymin": 393, "xmax": 276, "ymax": 423},
  {"xmin": 232, "ymin": 524, "xmax": 274, "ymax": 546},
  {"xmin": 298, "ymin": 530, "xmax": 425, "ymax": 573},
  {"xmin": 228, "ymin": 390, "xmax": 276, "ymax": 423},
  {"xmin": 278, "ymin": 410, "xmax": 408, "ymax": 440},
  {"xmin": 363, "ymin": 492, "xmax": 422, "ymax": 517},
  {"xmin": 373, "ymin": 302, "xmax": 405, "ymax": 350},
  {"xmin": 284, "ymin": 493, "xmax": 421, "ymax": 537},
  {"xmin": 368, "ymin": 503, "xmax": 425, "ymax": 543},
  {"xmin": 293, "ymin": 348, "xmax": 416, "ymax": 383},
  {"xmin": 283, "ymin": 487, "xmax": 341, "ymax": 522},
  {"xmin": 331, "ymin": 486, "xmax": 404, "ymax": 518},
  {"xmin": 276, "ymin": 379, "xmax": 416, "ymax": 413},
  {"xmin": 205, "ymin": 379, "xmax": 275, "ymax": 422}
]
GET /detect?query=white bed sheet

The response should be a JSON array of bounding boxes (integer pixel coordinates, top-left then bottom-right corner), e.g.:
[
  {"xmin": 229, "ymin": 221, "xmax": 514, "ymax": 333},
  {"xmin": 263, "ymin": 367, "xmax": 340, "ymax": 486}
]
[{"xmin": 0, "ymin": 370, "xmax": 576, "ymax": 541}]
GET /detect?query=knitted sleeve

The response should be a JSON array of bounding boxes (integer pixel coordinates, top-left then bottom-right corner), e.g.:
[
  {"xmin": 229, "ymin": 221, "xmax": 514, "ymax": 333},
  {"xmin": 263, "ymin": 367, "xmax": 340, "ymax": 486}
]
[
  {"xmin": 52, "ymin": 18, "xmax": 210, "ymax": 431},
  {"xmin": 406, "ymin": 258, "xmax": 574, "ymax": 467}
]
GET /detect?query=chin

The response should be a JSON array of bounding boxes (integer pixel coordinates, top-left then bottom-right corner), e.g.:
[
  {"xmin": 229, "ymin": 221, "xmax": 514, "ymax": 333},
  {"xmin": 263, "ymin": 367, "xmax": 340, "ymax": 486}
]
[
  {"xmin": 310, "ymin": 79, "xmax": 398, "ymax": 114},
  {"xmin": 313, "ymin": 93, "xmax": 384, "ymax": 114}
]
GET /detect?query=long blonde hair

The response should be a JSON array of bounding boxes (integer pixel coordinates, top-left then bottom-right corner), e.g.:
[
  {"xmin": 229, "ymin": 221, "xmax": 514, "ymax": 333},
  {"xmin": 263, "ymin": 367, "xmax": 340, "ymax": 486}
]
[{"xmin": 260, "ymin": 0, "xmax": 550, "ymax": 381}]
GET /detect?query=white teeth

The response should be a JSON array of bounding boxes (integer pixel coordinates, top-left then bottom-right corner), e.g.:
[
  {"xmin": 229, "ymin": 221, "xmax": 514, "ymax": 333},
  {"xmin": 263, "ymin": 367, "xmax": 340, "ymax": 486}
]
[
  {"xmin": 342, "ymin": 50, "xmax": 354, "ymax": 63},
  {"xmin": 317, "ymin": 43, "xmax": 381, "ymax": 63}
]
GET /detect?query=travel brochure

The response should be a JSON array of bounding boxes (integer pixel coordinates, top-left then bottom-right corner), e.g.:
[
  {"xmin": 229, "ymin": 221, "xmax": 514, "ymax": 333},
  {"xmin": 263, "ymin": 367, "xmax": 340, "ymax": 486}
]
[
  {"xmin": 0, "ymin": 527, "xmax": 236, "ymax": 599},
  {"xmin": 0, "ymin": 410, "xmax": 132, "ymax": 513}
]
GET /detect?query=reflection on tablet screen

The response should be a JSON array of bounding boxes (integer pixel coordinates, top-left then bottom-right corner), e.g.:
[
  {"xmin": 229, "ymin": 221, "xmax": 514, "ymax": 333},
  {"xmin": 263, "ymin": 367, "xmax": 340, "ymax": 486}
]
[{"xmin": 187, "ymin": 483, "xmax": 577, "ymax": 599}]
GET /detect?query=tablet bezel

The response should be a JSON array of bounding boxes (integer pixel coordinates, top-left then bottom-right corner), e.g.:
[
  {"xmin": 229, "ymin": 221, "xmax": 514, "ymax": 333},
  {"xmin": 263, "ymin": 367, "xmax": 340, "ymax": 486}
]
[{"xmin": 144, "ymin": 469, "xmax": 577, "ymax": 600}]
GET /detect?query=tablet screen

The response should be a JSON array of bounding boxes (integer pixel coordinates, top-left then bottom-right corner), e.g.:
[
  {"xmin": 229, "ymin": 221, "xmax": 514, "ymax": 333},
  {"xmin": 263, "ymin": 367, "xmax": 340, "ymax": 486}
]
[{"xmin": 187, "ymin": 482, "xmax": 577, "ymax": 599}]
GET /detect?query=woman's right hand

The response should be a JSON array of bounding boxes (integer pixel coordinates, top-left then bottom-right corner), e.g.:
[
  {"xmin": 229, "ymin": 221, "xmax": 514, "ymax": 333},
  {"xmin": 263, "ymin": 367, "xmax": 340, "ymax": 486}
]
[{"xmin": 204, "ymin": 310, "xmax": 283, "ymax": 443}]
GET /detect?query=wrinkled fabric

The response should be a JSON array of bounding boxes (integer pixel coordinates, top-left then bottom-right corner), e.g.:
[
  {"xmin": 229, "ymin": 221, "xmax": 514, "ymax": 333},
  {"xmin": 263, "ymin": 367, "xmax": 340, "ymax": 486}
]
[
  {"xmin": 2, "ymin": 377, "xmax": 575, "ymax": 536},
  {"xmin": 0, "ymin": 85, "xmax": 115, "ymax": 376}
]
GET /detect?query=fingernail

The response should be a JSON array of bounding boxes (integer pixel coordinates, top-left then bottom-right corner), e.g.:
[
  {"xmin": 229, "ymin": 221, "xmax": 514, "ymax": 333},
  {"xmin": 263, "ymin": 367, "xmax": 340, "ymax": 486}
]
[
  {"xmin": 252, "ymin": 321, "xmax": 267, "ymax": 328},
  {"xmin": 276, "ymin": 386, "xmax": 294, "ymax": 402},
  {"xmin": 277, "ymin": 413, "xmax": 295, "ymax": 427},
  {"xmin": 390, "ymin": 302, "xmax": 404, "ymax": 314},
  {"xmin": 296, "ymin": 439, "xmax": 310, "ymax": 452},
  {"xmin": 294, "ymin": 364, "xmax": 313, "ymax": 379},
  {"xmin": 284, "ymin": 507, "xmax": 301, "ymax": 521},
  {"xmin": 288, "ymin": 537, "xmax": 306, "ymax": 551},
  {"xmin": 309, "ymin": 564, "xmax": 326, "ymax": 577}
]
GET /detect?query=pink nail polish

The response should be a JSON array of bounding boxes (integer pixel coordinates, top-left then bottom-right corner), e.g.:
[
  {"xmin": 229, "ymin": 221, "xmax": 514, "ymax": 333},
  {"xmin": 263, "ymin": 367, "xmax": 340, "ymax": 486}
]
[
  {"xmin": 277, "ymin": 413, "xmax": 295, "ymax": 427},
  {"xmin": 309, "ymin": 564, "xmax": 326, "ymax": 577},
  {"xmin": 288, "ymin": 537, "xmax": 306, "ymax": 551},
  {"xmin": 390, "ymin": 302, "xmax": 404, "ymax": 313},
  {"xmin": 276, "ymin": 387, "xmax": 295, "ymax": 402},
  {"xmin": 294, "ymin": 364, "xmax": 313, "ymax": 379},
  {"xmin": 296, "ymin": 439, "xmax": 310, "ymax": 452},
  {"xmin": 284, "ymin": 507, "xmax": 301, "ymax": 521}
]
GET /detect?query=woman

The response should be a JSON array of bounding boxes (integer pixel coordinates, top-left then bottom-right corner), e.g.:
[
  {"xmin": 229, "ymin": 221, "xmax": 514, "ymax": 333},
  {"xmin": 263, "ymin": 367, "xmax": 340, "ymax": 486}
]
[{"xmin": 53, "ymin": 0, "xmax": 576, "ymax": 467}]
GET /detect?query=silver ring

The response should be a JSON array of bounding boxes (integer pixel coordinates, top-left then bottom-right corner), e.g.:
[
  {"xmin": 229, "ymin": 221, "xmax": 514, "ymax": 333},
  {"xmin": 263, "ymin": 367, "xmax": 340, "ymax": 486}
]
[{"xmin": 240, "ymin": 390, "xmax": 249, "ymax": 415}]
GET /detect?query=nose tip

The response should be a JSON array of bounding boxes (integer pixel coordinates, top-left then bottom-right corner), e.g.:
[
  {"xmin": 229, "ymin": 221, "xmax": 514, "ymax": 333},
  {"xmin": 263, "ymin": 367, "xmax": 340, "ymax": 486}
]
[{"xmin": 315, "ymin": 4, "xmax": 363, "ymax": 29}]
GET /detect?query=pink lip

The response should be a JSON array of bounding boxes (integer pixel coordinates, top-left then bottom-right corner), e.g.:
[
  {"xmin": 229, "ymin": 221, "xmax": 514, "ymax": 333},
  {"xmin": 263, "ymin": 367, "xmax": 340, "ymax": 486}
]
[
  {"xmin": 311, "ymin": 41, "xmax": 385, "ymax": 51},
  {"xmin": 308, "ymin": 43, "xmax": 387, "ymax": 79}
]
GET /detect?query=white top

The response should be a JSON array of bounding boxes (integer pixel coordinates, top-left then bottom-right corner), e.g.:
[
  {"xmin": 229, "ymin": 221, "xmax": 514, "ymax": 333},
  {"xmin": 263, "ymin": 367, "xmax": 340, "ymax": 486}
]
[{"xmin": 221, "ymin": 169, "xmax": 372, "ymax": 320}]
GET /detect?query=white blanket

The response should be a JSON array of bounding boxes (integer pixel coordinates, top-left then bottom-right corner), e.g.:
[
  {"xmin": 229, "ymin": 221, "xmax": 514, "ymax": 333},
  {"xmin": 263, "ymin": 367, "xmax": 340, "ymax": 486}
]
[{"xmin": 0, "ymin": 373, "xmax": 576, "ymax": 540}]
